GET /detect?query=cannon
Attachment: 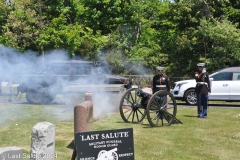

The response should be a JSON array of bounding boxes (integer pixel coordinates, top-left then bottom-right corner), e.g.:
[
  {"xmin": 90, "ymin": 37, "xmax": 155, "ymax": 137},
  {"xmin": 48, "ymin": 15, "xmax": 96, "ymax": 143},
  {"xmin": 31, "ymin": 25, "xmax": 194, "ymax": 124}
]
[
  {"xmin": 97, "ymin": 148, "xmax": 118, "ymax": 160},
  {"xmin": 119, "ymin": 88, "xmax": 181, "ymax": 127}
]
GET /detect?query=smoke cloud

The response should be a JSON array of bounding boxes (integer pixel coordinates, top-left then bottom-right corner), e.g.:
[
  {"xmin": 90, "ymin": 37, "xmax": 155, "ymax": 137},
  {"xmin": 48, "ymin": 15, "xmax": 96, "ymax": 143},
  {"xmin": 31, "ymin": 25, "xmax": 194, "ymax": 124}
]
[{"xmin": 0, "ymin": 45, "xmax": 127, "ymax": 124}]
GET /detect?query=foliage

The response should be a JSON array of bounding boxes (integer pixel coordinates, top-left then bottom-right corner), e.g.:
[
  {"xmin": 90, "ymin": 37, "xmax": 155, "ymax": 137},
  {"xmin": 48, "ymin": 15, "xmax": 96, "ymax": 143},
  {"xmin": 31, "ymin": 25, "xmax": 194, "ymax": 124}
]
[
  {"xmin": 0, "ymin": 0, "xmax": 39, "ymax": 51},
  {"xmin": 79, "ymin": 0, "xmax": 131, "ymax": 35},
  {"xmin": 0, "ymin": 0, "xmax": 10, "ymax": 35},
  {"xmin": 196, "ymin": 19, "xmax": 240, "ymax": 71},
  {"xmin": 0, "ymin": 0, "xmax": 240, "ymax": 76},
  {"xmin": 164, "ymin": 0, "xmax": 240, "ymax": 76},
  {"xmin": 37, "ymin": 11, "xmax": 108, "ymax": 58}
]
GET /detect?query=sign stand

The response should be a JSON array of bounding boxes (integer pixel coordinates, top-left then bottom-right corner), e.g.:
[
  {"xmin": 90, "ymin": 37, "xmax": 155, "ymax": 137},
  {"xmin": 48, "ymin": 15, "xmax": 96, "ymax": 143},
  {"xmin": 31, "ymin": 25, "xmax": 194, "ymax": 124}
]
[{"xmin": 71, "ymin": 148, "xmax": 76, "ymax": 160}]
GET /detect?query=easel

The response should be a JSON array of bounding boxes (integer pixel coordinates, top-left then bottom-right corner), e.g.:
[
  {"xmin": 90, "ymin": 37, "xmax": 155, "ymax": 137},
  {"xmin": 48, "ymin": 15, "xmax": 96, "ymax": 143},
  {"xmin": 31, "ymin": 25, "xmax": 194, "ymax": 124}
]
[{"xmin": 71, "ymin": 147, "xmax": 77, "ymax": 160}]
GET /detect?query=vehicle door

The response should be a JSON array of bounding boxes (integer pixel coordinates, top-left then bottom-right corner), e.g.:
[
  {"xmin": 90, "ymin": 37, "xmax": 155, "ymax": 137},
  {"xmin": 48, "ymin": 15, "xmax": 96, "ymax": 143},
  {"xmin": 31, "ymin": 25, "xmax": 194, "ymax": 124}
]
[
  {"xmin": 209, "ymin": 72, "xmax": 231, "ymax": 100},
  {"xmin": 73, "ymin": 65, "xmax": 92, "ymax": 83},
  {"xmin": 48, "ymin": 63, "xmax": 72, "ymax": 82},
  {"xmin": 229, "ymin": 72, "xmax": 240, "ymax": 100},
  {"xmin": 73, "ymin": 65, "xmax": 107, "ymax": 84}
]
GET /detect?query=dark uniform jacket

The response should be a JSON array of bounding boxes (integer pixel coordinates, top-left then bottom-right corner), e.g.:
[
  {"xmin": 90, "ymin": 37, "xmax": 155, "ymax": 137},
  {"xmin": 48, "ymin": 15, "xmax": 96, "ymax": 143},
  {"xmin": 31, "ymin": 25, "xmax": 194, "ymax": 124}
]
[
  {"xmin": 195, "ymin": 71, "xmax": 211, "ymax": 95},
  {"xmin": 152, "ymin": 74, "xmax": 170, "ymax": 93}
]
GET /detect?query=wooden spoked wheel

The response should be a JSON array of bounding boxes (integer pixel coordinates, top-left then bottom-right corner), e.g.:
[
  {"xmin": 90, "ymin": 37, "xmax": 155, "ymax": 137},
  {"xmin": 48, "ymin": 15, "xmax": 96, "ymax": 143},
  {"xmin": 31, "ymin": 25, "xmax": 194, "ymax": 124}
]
[
  {"xmin": 146, "ymin": 90, "xmax": 177, "ymax": 127},
  {"xmin": 119, "ymin": 88, "xmax": 147, "ymax": 123}
]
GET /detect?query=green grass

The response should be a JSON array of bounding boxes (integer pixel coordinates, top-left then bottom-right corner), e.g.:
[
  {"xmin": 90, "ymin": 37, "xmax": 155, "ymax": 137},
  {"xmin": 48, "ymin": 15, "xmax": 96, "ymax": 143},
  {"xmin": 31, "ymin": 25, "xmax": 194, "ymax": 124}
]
[
  {"xmin": 0, "ymin": 102, "xmax": 74, "ymax": 159},
  {"xmin": 0, "ymin": 101, "xmax": 240, "ymax": 160}
]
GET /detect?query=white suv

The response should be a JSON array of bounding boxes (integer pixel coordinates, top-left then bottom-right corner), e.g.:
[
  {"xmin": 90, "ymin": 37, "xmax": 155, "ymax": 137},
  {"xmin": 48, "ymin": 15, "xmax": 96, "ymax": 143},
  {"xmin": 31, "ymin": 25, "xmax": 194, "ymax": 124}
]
[{"xmin": 171, "ymin": 67, "xmax": 240, "ymax": 105}]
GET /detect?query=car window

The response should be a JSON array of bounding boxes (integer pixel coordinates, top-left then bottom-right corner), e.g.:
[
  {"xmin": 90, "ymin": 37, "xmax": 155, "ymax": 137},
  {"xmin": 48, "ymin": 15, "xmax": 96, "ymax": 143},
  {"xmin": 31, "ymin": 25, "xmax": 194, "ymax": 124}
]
[
  {"xmin": 49, "ymin": 64, "xmax": 70, "ymax": 74},
  {"xmin": 232, "ymin": 72, "xmax": 240, "ymax": 81},
  {"xmin": 75, "ymin": 66, "xmax": 92, "ymax": 74},
  {"xmin": 95, "ymin": 67, "xmax": 106, "ymax": 74},
  {"xmin": 211, "ymin": 72, "xmax": 231, "ymax": 81}
]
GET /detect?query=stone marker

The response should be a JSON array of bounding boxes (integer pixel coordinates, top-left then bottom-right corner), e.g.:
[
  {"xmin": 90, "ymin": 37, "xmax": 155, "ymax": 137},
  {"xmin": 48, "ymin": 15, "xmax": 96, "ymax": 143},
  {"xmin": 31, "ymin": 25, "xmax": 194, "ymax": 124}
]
[
  {"xmin": 0, "ymin": 146, "xmax": 22, "ymax": 160},
  {"xmin": 30, "ymin": 122, "xmax": 56, "ymax": 160}
]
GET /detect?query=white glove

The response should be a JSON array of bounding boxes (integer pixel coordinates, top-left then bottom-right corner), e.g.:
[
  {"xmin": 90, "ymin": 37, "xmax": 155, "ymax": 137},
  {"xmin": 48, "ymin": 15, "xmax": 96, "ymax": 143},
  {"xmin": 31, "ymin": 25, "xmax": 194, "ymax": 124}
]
[{"xmin": 202, "ymin": 68, "xmax": 206, "ymax": 73}]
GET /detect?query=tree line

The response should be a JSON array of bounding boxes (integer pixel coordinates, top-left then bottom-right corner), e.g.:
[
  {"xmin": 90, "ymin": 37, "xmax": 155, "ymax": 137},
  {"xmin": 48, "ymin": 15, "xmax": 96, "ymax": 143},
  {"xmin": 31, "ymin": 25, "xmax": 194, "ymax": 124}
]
[{"xmin": 0, "ymin": 0, "xmax": 240, "ymax": 77}]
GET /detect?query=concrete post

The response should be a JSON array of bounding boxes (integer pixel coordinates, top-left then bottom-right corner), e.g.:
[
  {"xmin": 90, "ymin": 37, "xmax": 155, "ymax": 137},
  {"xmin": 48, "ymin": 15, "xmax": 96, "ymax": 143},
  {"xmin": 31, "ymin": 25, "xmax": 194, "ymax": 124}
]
[
  {"xmin": 72, "ymin": 101, "xmax": 93, "ymax": 160},
  {"xmin": 84, "ymin": 92, "xmax": 92, "ymax": 102},
  {"xmin": 30, "ymin": 122, "xmax": 56, "ymax": 160},
  {"xmin": 74, "ymin": 101, "xmax": 93, "ymax": 133}
]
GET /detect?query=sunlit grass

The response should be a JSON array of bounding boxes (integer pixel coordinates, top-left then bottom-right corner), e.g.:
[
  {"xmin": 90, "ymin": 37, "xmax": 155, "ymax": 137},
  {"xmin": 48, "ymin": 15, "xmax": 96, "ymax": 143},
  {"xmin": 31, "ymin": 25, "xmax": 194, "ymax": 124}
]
[
  {"xmin": 0, "ymin": 98, "xmax": 240, "ymax": 160},
  {"xmin": 0, "ymin": 102, "xmax": 73, "ymax": 160},
  {"xmin": 94, "ymin": 107, "xmax": 240, "ymax": 160}
]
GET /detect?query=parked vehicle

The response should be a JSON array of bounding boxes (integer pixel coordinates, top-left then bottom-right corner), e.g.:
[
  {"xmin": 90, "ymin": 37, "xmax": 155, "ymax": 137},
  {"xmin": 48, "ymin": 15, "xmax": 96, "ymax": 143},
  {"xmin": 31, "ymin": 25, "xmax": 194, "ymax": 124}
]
[
  {"xmin": 171, "ymin": 67, "xmax": 240, "ymax": 105},
  {"xmin": 17, "ymin": 60, "xmax": 132, "ymax": 104}
]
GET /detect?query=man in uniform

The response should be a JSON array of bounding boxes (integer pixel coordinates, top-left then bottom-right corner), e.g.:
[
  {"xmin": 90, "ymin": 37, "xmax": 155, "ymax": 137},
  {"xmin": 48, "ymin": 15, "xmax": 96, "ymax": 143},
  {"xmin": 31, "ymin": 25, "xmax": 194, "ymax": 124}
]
[
  {"xmin": 152, "ymin": 66, "xmax": 171, "ymax": 120},
  {"xmin": 152, "ymin": 66, "xmax": 170, "ymax": 94},
  {"xmin": 195, "ymin": 63, "xmax": 211, "ymax": 118}
]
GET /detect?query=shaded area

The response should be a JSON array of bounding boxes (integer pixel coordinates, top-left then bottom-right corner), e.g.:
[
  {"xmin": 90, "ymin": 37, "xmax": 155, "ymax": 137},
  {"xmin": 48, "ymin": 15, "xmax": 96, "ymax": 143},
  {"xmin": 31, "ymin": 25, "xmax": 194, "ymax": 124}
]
[
  {"xmin": 176, "ymin": 102, "xmax": 240, "ymax": 108},
  {"xmin": 162, "ymin": 111, "xmax": 183, "ymax": 124}
]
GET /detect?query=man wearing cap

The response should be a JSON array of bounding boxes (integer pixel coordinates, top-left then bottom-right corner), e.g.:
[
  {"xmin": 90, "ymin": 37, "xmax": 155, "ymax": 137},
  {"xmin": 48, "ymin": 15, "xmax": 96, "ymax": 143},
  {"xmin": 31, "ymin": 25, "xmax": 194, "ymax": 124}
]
[
  {"xmin": 152, "ymin": 66, "xmax": 170, "ymax": 120},
  {"xmin": 152, "ymin": 66, "xmax": 170, "ymax": 93},
  {"xmin": 195, "ymin": 63, "xmax": 211, "ymax": 118}
]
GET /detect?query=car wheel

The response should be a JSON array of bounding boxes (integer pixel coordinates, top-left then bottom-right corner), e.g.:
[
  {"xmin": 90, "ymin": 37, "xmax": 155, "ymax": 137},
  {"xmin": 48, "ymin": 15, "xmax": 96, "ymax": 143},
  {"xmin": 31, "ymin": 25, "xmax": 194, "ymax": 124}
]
[
  {"xmin": 184, "ymin": 89, "xmax": 197, "ymax": 105},
  {"xmin": 26, "ymin": 85, "xmax": 53, "ymax": 104},
  {"xmin": 42, "ymin": 93, "xmax": 56, "ymax": 104}
]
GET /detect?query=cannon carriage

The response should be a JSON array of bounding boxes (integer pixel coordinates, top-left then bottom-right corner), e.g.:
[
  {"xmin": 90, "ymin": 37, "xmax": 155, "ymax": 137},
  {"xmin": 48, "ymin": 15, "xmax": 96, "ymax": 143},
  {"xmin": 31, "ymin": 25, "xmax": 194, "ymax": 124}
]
[{"xmin": 119, "ymin": 88, "xmax": 181, "ymax": 127}]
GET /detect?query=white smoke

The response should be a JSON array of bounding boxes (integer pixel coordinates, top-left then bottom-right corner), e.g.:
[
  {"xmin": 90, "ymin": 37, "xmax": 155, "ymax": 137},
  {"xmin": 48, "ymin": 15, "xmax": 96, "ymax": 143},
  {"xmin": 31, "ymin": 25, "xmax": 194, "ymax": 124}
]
[
  {"xmin": 0, "ymin": 46, "xmax": 39, "ymax": 83},
  {"xmin": 0, "ymin": 45, "xmax": 126, "ymax": 123}
]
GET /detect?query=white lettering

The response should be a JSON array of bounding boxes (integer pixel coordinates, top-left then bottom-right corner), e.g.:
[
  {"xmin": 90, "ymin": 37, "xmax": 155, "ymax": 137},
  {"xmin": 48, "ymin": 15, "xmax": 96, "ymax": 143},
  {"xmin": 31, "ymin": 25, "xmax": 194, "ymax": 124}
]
[
  {"xmin": 22, "ymin": 153, "xmax": 58, "ymax": 158},
  {"xmin": 79, "ymin": 157, "xmax": 95, "ymax": 160},
  {"xmin": 101, "ymin": 132, "xmax": 129, "ymax": 139},
  {"xmin": 106, "ymin": 140, "xmax": 122, "ymax": 144},
  {"xmin": 7, "ymin": 153, "xmax": 21, "ymax": 158},
  {"xmin": 107, "ymin": 144, "xmax": 118, "ymax": 147},
  {"xmin": 81, "ymin": 134, "xmax": 100, "ymax": 141},
  {"xmin": 119, "ymin": 153, "xmax": 134, "ymax": 157},
  {"xmin": 93, "ymin": 145, "xmax": 106, "ymax": 148},
  {"xmin": 89, "ymin": 141, "xmax": 105, "ymax": 146}
]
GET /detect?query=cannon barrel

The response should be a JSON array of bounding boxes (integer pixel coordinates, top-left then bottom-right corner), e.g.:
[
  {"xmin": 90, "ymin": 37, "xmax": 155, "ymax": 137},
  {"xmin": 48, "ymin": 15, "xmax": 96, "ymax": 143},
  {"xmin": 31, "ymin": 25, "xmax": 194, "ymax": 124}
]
[{"xmin": 136, "ymin": 89, "xmax": 152, "ymax": 98}]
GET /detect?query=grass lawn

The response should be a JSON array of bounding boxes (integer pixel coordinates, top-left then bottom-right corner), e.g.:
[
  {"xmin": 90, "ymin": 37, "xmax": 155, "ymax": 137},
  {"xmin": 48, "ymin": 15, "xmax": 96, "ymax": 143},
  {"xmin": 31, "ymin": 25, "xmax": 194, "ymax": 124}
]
[{"xmin": 0, "ymin": 100, "xmax": 240, "ymax": 160}]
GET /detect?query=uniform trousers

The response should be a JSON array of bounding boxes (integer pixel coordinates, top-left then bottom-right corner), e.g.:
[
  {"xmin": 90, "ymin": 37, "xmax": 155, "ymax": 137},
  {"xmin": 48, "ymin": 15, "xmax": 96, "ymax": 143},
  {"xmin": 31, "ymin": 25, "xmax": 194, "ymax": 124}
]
[
  {"xmin": 157, "ymin": 95, "xmax": 167, "ymax": 119},
  {"xmin": 197, "ymin": 94, "xmax": 208, "ymax": 118}
]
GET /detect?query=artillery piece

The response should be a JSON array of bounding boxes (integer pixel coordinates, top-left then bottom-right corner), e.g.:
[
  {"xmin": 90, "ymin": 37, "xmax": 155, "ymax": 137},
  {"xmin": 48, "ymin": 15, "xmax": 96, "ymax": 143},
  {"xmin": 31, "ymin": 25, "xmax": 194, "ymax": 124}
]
[{"xmin": 119, "ymin": 88, "xmax": 181, "ymax": 127}]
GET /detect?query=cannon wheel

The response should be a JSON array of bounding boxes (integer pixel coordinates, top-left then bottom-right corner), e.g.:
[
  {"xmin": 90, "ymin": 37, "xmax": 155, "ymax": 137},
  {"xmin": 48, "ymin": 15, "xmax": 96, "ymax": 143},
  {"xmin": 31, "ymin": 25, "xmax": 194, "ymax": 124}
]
[
  {"xmin": 146, "ymin": 90, "xmax": 177, "ymax": 127},
  {"xmin": 119, "ymin": 88, "xmax": 147, "ymax": 123}
]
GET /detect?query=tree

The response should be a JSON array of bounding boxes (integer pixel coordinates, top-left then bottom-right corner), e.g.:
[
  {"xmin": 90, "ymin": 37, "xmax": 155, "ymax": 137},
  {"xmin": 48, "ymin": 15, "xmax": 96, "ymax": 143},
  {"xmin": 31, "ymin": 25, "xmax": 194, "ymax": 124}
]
[
  {"xmin": 229, "ymin": 0, "xmax": 240, "ymax": 9},
  {"xmin": 0, "ymin": 0, "xmax": 11, "ymax": 35},
  {"xmin": 37, "ymin": 10, "xmax": 108, "ymax": 58},
  {"xmin": 163, "ymin": 0, "xmax": 240, "ymax": 76},
  {"xmin": 78, "ymin": 0, "xmax": 128, "ymax": 35},
  {"xmin": 100, "ymin": 0, "xmax": 175, "ymax": 74},
  {"xmin": 196, "ymin": 19, "xmax": 240, "ymax": 71}
]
